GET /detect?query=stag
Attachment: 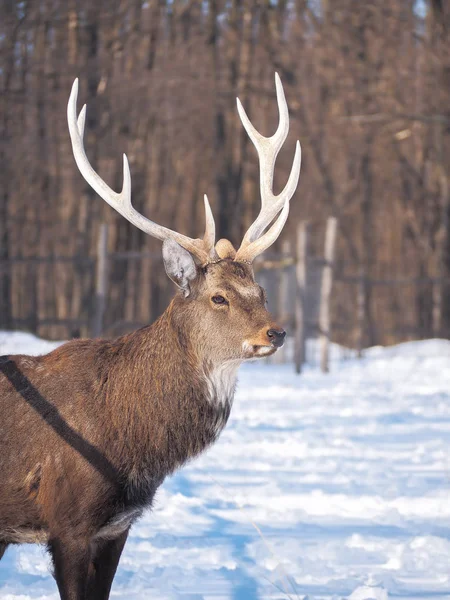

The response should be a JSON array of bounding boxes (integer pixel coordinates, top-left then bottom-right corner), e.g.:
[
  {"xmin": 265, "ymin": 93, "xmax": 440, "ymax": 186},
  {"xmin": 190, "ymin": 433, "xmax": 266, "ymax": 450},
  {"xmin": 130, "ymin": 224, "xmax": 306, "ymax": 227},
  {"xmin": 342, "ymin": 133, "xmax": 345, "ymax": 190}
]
[{"xmin": 0, "ymin": 74, "xmax": 301, "ymax": 600}]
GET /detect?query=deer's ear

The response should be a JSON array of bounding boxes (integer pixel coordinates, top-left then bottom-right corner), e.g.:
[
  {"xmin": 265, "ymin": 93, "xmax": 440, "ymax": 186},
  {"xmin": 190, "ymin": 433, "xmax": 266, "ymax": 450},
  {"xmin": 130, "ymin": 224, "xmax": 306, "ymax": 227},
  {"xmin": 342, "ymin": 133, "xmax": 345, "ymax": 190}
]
[{"xmin": 162, "ymin": 240, "xmax": 197, "ymax": 297}]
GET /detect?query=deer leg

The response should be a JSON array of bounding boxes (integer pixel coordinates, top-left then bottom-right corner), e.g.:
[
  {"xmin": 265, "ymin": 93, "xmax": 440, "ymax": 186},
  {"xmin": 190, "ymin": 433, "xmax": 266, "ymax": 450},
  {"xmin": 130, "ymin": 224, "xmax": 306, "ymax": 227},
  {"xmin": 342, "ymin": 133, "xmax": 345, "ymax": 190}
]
[
  {"xmin": 0, "ymin": 543, "xmax": 8, "ymax": 560},
  {"xmin": 49, "ymin": 536, "xmax": 91, "ymax": 600},
  {"xmin": 87, "ymin": 528, "xmax": 129, "ymax": 600}
]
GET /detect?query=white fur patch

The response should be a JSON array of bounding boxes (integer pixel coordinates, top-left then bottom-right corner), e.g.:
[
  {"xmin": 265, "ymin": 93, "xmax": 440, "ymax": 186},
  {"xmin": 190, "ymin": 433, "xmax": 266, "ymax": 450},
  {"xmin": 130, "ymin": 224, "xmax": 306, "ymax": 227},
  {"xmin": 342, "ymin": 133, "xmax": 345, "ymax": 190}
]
[
  {"xmin": 204, "ymin": 361, "xmax": 240, "ymax": 435},
  {"xmin": 242, "ymin": 341, "xmax": 275, "ymax": 360},
  {"xmin": 93, "ymin": 508, "xmax": 142, "ymax": 541},
  {"xmin": 205, "ymin": 361, "xmax": 239, "ymax": 408},
  {"xmin": 242, "ymin": 341, "xmax": 253, "ymax": 354},
  {"xmin": 255, "ymin": 346, "xmax": 274, "ymax": 357}
]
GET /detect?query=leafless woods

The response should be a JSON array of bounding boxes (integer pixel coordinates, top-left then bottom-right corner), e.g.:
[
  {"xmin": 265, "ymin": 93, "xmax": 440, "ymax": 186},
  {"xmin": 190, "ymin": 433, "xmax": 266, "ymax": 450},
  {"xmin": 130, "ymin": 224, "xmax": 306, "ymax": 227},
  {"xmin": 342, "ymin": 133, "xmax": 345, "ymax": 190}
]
[{"xmin": 1, "ymin": 1, "xmax": 449, "ymax": 347}]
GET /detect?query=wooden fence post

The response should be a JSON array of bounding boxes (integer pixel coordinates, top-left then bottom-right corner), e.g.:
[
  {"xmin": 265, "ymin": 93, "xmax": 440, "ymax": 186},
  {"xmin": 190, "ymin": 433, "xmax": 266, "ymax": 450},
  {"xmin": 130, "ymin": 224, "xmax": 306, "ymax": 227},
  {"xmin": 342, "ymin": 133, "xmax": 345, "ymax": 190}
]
[
  {"xmin": 319, "ymin": 217, "xmax": 337, "ymax": 373},
  {"xmin": 294, "ymin": 222, "xmax": 309, "ymax": 374},
  {"xmin": 92, "ymin": 223, "xmax": 109, "ymax": 338},
  {"xmin": 356, "ymin": 266, "xmax": 366, "ymax": 358},
  {"xmin": 275, "ymin": 239, "xmax": 291, "ymax": 364},
  {"xmin": 432, "ymin": 279, "xmax": 442, "ymax": 338}
]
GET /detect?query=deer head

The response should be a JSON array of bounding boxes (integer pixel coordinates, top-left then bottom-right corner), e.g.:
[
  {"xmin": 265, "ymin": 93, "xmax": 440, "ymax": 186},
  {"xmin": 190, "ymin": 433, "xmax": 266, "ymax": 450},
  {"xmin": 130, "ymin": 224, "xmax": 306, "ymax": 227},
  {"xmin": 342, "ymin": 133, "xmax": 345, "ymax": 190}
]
[{"xmin": 67, "ymin": 74, "xmax": 301, "ymax": 360}]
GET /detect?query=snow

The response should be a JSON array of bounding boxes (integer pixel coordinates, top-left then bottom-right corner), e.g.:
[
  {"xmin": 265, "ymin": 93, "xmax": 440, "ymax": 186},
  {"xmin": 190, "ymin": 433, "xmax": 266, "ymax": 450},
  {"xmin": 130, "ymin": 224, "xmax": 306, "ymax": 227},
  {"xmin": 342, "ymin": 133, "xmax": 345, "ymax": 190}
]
[
  {"xmin": 1, "ymin": 331, "xmax": 449, "ymax": 599},
  {"xmin": 0, "ymin": 331, "xmax": 64, "ymax": 356}
]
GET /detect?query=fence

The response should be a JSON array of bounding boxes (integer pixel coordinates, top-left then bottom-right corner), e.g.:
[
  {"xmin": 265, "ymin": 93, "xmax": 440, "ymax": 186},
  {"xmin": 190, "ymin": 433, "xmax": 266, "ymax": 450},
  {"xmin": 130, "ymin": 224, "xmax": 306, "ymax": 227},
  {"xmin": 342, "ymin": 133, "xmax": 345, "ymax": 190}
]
[
  {"xmin": 254, "ymin": 218, "xmax": 338, "ymax": 373},
  {"xmin": 1, "ymin": 218, "xmax": 448, "ymax": 372}
]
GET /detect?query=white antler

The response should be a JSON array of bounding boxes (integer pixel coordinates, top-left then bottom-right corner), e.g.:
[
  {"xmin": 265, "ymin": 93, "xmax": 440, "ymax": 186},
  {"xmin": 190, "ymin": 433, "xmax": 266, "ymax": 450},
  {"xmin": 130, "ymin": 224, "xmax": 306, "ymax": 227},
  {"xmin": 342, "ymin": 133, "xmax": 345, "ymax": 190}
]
[
  {"xmin": 67, "ymin": 79, "xmax": 217, "ymax": 265},
  {"xmin": 235, "ymin": 73, "xmax": 301, "ymax": 263}
]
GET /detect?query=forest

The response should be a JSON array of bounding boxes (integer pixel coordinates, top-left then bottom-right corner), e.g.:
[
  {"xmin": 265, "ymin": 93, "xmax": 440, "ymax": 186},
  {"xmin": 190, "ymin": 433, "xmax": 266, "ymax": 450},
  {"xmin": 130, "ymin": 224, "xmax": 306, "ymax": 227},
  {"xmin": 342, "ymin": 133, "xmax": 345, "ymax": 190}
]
[{"xmin": 1, "ymin": 0, "xmax": 449, "ymax": 348}]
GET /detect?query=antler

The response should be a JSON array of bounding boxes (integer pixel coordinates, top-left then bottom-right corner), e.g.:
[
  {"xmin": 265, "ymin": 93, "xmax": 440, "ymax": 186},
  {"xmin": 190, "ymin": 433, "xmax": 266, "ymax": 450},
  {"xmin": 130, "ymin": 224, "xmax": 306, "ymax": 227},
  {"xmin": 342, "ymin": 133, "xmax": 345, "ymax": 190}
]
[
  {"xmin": 67, "ymin": 79, "xmax": 217, "ymax": 265},
  {"xmin": 235, "ymin": 73, "xmax": 301, "ymax": 263}
]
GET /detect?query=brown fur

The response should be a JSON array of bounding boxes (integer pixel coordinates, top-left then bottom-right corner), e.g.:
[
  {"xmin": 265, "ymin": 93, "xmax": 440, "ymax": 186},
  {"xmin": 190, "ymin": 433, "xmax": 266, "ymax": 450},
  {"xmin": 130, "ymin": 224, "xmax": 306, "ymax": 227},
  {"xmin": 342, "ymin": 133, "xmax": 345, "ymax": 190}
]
[{"xmin": 0, "ymin": 259, "xmax": 283, "ymax": 599}]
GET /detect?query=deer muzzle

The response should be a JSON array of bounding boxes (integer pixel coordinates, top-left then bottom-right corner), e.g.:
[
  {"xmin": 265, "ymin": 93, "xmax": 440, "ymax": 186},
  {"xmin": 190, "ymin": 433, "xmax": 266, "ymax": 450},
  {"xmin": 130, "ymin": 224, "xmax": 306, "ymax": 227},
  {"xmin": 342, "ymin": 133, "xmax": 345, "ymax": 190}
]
[
  {"xmin": 244, "ymin": 325, "xmax": 286, "ymax": 358},
  {"xmin": 266, "ymin": 328, "xmax": 286, "ymax": 348}
]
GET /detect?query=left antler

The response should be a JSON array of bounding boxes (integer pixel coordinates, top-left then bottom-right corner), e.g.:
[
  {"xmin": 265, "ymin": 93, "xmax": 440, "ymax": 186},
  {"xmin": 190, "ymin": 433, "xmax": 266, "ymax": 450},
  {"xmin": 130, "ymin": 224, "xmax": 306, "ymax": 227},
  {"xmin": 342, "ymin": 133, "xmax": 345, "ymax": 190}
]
[
  {"xmin": 67, "ymin": 79, "xmax": 217, "ymax": 266},
  {"xmin": 235, "ymin": 73, "xmax": 301, "ymax": 263}
]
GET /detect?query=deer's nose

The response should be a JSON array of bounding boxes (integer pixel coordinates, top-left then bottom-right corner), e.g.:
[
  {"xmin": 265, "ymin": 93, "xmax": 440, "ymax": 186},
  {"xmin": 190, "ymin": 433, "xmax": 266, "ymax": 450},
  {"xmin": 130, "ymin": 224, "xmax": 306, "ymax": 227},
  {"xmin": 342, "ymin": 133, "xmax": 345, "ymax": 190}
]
[{"xmin": 267, "ymin": 328, "xmax": 286, "ymax": 348}]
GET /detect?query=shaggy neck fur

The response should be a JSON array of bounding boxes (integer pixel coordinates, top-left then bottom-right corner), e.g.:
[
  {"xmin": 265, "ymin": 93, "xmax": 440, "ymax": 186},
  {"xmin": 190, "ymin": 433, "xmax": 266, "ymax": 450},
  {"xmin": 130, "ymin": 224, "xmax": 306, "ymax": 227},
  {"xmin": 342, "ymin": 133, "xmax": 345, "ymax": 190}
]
[{"xmin": 88, "ymin": 300, "xmax": 239, "ymax": 501}]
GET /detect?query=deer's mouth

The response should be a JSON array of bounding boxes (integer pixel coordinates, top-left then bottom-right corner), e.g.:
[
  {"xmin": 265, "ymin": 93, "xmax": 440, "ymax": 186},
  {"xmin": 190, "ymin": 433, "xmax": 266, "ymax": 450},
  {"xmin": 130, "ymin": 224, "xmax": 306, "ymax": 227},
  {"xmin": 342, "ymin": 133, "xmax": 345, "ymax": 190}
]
[
  {"xmin": 254, "ymin": 345, "xmax": 277, "ymax": 357},
  {"xmin": 242, "ymin": 341, "xmax": 278, "ymax": 359}
]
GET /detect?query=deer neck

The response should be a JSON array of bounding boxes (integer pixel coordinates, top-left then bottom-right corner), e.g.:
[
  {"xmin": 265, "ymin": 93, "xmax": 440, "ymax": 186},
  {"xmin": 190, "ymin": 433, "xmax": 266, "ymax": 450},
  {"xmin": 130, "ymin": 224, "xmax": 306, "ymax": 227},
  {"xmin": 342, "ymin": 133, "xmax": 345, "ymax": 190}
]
[
  {"xmin": 166, "ymin": 298, "xmax": 242, "ymax": 415},
  {"xmin": 104, "ymin": 300, "xmax": 240, "ymax": 489}
]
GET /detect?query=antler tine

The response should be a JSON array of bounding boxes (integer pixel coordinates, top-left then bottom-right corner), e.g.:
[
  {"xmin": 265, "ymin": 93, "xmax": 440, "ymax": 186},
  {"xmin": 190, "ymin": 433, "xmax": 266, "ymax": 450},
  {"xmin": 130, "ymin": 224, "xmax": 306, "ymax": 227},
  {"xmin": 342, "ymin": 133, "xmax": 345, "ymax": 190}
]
[
  {"xmin": 235, "ymin": 73, "xmax": 301, "ymax": 263},
  {"xmin": 203, "ymin": 194, "xmax": 215, "ymax": 250},
  {"xmin": 67, "ymin": 79, "xmax": 217, "ymax": 265},
  {"xmin": 235, "ymin": 199, "xmax": 290, "ymax": 263}
]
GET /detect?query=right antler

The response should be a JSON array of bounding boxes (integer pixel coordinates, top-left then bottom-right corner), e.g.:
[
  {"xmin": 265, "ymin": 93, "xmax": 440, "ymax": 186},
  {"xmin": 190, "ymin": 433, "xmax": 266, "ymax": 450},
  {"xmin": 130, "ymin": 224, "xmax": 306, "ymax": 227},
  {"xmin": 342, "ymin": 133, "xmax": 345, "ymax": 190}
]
[
  {"xmin": 234, "ymin": 73, "xmax": 301, "ymax": 263},
  {"xmin": 67, "ymin": 79, "xmax": 217, "ymax": 265}
]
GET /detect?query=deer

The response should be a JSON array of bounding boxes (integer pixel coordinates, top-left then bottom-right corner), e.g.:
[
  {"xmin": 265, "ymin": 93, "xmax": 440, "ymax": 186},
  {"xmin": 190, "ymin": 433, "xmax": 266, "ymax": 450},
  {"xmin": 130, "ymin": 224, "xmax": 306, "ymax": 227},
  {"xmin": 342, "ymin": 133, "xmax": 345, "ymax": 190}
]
[{"xmin": 0, "ymin": 73, "xmax": 301, "ymax": 600}]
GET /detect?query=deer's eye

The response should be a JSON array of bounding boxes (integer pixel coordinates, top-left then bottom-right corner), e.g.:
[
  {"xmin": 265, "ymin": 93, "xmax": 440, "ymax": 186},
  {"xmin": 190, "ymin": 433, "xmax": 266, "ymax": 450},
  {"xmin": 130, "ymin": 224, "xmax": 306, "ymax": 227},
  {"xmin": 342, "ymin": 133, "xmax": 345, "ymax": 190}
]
[{"xmin": 212, "ymin": 295, "xmax": 228, "ymax": 305}]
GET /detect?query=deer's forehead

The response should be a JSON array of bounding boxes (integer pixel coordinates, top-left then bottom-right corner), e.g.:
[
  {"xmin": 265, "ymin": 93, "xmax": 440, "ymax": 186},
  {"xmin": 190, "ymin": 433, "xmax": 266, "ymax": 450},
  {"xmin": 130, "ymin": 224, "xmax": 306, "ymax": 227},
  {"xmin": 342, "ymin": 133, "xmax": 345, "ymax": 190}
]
[
  {"xmin": 227, "ymin": 281, "xmax": 261, "ymax": 301},
  {"xmin": 203, "ymin": 262, "xmax": 261, "ymax": 300}
]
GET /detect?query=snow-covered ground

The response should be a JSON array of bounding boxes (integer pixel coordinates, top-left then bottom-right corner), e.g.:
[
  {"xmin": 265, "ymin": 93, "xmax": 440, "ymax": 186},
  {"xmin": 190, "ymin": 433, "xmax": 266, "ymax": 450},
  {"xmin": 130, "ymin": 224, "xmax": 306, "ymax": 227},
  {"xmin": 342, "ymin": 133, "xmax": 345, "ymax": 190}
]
[{"xmin": 0, "ymin": 331, "xmax": 449, "ymax": 600}]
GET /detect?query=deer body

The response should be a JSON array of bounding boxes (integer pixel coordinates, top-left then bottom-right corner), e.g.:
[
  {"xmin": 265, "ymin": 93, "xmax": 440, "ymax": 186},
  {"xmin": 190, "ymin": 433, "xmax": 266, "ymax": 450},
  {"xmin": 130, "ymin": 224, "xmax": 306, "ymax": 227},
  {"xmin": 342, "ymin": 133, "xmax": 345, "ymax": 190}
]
[
  {"xmin": 0, "ymin": 297, "xmax": 234, "ymax": 544},
  {"xmin": 0, "ymin": 75, "xmax": 301, "ymax": 599}
]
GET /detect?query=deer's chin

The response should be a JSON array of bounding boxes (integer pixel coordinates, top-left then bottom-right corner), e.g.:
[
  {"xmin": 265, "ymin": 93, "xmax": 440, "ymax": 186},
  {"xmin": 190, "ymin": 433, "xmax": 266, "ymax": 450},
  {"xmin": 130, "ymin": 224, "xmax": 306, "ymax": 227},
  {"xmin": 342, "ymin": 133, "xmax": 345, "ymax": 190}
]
[
  {"xmin": 254, "ymin": 345, "xmax": 277, "ymax": 358},
  {"xmin": 242, "ymin": 341, "xmax": 277, "ymax": 360}
]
